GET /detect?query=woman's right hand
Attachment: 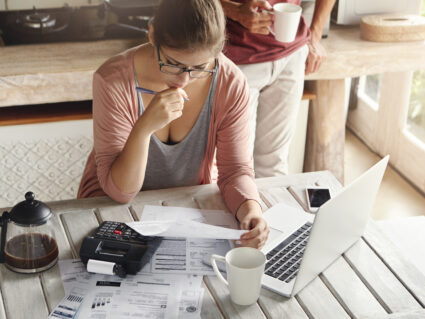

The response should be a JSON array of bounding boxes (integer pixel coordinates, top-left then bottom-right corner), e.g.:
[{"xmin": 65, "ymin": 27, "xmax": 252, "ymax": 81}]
[{"xmin": 139, "ymin": 88, "xmax": 188, "ymax": 135}]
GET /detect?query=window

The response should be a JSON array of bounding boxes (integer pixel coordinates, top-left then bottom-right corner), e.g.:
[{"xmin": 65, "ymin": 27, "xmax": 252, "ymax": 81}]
[
  {"xmin": 406, "ymin": 3, "xmax": 425, "ymax": 144},
  {"xmin": 357, "ymin": 74, "xmax": 381, "ymax": 110},
  {"xmin": 407, "ymin": 69, "xmax": 425, "ymax": 144},
  {"xmin": 347, "ymin": 1, "xmax": 425, "ymax": 193},
  {"xmin": 364, "ymin": 74, "xmax": 381, "ymax": 105}
]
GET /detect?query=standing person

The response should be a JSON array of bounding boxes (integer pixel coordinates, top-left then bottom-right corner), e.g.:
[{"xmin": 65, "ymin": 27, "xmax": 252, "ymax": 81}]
[
  {"xmin": 78, "ymin": 0, "xmax": 269, "ymax": 249},
  {"xmin": 220, "ymin": 0, "xmax": 335, "ymax": 177}
]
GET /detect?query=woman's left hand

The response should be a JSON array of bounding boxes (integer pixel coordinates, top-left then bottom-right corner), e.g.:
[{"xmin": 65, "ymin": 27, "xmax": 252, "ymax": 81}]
[{"xmin": 236, "ymin": 200, "xmax": 269, "ymax": 249}]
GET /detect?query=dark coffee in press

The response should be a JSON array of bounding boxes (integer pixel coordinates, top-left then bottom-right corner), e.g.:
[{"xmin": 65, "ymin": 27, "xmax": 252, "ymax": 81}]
[{"xmin": 5, "ymin": 233, "xmax": 58, "ymax": 270}]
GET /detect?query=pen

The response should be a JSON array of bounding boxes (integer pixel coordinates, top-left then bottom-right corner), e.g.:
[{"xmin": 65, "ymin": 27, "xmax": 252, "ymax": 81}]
[{"xmin": 136, "ymin": 86, "xmax": 189, "ymax": 101}]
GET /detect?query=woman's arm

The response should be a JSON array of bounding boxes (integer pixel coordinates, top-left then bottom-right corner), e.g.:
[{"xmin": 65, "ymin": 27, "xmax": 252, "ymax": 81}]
[
  {"xmin": 305, "ymin": 0, "xmax": 336, "ymax": 74},
  {"xmin": 109, "ymin": 117, "xmax": 151, "ymax": 195},
  {"xmin": 215, "ymin": 66, "xmax": 269, "ymax": 248},
  {"xmin": 110, "ymin": 89, "xmax": 187, "ymax": 194},
  {"xmin": 93, "ymin": 72, "xmax": 187, "ymax": 202}
]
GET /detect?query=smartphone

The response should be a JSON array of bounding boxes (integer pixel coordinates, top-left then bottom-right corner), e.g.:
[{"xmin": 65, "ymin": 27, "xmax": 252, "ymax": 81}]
[{"xmin": 305, "ymin": 187, "xmax": 331, "ymax": 213}]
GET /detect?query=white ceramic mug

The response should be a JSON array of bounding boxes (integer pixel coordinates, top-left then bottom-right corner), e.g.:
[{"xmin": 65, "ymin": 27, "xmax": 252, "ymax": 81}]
[
  {"xmin": 210, "ymin": 247, "xmax": 266, "ymax": 306},
  {"xmin": 271, "ymin": 3, "xmax": 302, "ymax": 43}
]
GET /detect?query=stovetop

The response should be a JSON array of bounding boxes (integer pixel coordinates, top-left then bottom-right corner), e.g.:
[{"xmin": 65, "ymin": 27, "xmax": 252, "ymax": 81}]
[{"xmin": 0, "ymin": 3, "xmax": 156, "ymax": 45}]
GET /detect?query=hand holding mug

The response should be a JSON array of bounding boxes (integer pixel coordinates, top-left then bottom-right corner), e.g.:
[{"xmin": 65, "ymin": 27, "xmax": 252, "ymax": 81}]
[
  {"xmin": 236, "ymin": 0, "xmax": 273, "ymax": 35},
  {"xmin": 268, "ymin": 3, "xmax": 302, "ymax": 43}
]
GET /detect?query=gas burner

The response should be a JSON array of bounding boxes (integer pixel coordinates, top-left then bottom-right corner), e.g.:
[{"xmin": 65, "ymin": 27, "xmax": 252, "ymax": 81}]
[
  {"xmin": 22, "ymin": 12, "xmax": 56, "ymax": 29},
  {"xmin": 0, "ymin": 2, "xmax": 157, "ymax": 45}
]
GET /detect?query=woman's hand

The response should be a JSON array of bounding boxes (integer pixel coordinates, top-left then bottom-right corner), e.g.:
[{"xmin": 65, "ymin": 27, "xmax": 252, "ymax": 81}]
[
  {"xmin": 139, "ymin": 88, "xmax": 188, "ymax": 135},
  {"xmin": 236, "ymin": 200, "xmax": 269, "ymax": 249}
]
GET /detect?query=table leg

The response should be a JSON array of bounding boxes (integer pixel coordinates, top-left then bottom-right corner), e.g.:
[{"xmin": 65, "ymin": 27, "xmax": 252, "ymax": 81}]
[{"xmin": 304, "ymin": 79, "xmax": 346, "ymax": 183}]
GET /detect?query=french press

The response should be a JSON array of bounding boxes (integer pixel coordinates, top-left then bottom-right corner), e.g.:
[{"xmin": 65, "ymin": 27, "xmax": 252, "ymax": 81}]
[{"xmin": 0, "ymin": 192, "xmax": 59, "ymax": 273}]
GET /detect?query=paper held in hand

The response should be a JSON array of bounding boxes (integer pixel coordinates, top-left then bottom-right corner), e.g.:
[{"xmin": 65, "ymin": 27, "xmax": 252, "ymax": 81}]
[{"xmin": 127, "ymin": 219, "xmax": 247, "ymax": 239}]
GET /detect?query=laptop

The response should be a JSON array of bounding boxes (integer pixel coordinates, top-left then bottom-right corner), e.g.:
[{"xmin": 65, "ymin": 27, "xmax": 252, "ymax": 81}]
[{"xmin": 261, "ymin": 155, "xmax": 389, "ymax": 297}]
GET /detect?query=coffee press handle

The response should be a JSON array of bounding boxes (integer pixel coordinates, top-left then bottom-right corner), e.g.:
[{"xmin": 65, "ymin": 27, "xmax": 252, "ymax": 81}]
[
  {"xmin": 211, "ymin": 254, "xmax": 228, "ymax": 287},
  {"xmin": 0, "ymin": 211, "xmax": 10, "ymax": 263}
]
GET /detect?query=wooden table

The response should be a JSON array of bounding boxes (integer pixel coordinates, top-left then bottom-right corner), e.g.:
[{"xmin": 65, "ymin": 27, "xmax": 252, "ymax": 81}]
[{"xmin": 0, "ymin": 171, "xmax": 424, "ymax": 319}]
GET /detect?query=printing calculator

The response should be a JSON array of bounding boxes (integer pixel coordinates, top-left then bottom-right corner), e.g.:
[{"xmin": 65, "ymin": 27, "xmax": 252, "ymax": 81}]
[{"xmin": 79, "ymin": 221, "xmax": 162, "ymax": 277}]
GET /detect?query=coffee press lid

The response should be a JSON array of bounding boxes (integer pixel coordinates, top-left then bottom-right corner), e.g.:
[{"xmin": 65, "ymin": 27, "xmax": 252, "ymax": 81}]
[{"xmin": 9, "ymin": 192, "xmax": 52, "ymax": 226}]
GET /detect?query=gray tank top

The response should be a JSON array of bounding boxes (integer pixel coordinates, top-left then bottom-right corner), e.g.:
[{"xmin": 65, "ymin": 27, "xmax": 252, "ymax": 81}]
[{"xmin": 135, "ymin": 72, "xmax": 218, "ymax": 191}]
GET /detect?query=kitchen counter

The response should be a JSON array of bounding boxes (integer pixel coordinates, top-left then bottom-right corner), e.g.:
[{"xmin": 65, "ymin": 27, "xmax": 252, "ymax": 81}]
[
  {"xmin": 306, "ymin": 25, "xmax": 425, "ymax": 80},
  {"xmin": 1, "ymin": 26, "xmax": 424, "ymax": 107},
  {"xmin": 0, "ymin": 38, "xmax": 141, "ymax": 107},
  {"xmin": 1, "ymin": 25, "xmax": 425, "ymax": 183}
]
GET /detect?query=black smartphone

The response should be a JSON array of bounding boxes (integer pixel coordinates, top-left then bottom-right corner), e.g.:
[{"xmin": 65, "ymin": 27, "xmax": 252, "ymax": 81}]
[{"xmin": 305, "ymin": 187, "xmax": 331, "ymax": 213}]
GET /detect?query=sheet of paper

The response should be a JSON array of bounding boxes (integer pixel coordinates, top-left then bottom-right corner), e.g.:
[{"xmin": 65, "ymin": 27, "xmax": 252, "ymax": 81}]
[
  {"xmin": 58, "ymin": 259, "xmax": 206, "ymax": 319},
  {"xmin": 178, "ymin": 288, "xmax": 204, "ymax": 319},
  {"xmin": 59, "ymin": 259, "xmax": 95, "ymax": 294},
  {"xmin": 129, "ymin": 205, "xmax": 238, "ymax": 275},
  {"xmin": 138, "ymin": 205, "xmax": 239, "ymax": 229},
  {"xmin": 48, "ymin": 288, "xmax": 86, "ymax": 319},
  {"xmin": 78, "ymin": 289, "xmax": 114, "ymax": 319},
  {"xmin": 176, "ymin": 275, "xmax": 205, "ymax": 319},
  {"xmin": 78, "ymin": 273, "xmax": 180, "ymax": 319},
  {"xmin": 128, "ymin": 205, "xmax": 244, "ymax": 240},
  {"xmin": 263, "ymin": 202, "xmax": 314, "ymax": 234},
  {"xmin": 128, "ymin": 219, "xmax": 246, "ymax": 239},
  {"xmin": 141, "ymin": 238, "xmax": 231, "ymax": 275}
]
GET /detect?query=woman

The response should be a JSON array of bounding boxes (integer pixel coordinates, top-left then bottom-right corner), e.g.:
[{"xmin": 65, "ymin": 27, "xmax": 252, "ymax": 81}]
[{"xmin": 78, "ymin": 0, "xmax": 269, "ymax": 248}]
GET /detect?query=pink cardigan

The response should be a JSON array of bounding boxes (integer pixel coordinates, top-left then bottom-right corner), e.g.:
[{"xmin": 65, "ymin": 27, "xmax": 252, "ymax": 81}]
[{"xmin": 77, "ymin": 45, "xmax": 260, "ymax": 215}]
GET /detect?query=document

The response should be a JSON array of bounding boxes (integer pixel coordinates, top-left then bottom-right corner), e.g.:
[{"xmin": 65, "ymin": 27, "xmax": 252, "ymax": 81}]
[
  {"xmin": 263, "ymin": 202, "xmax": 314, "ymax": 234},
  {"xmin": 141, "ymin": 237, "xmax": 231, "ymax": 275},
  {"xmin": 59, "ymin": 259, "xmax": 95, "ymax": 294},
  {"xmin": 129, "ymin": 205, "xmax": 239, "ymax": 275},
  {"xmin": 176, "ymin": 274, "xmax": 204, "ymax": 319},
  {"xmin": 137, "ymin": 205, "xmax": 239, "ymax": 229},
  {"xmin": 78, "ymin": 273, "xmax": 180, "ymax": 319},
  {"xmin": 128, "ymin": 219, "xmax": 246, "ymax": 239},
  {"xmin": 48, "ymin": 288, "xmax": 85, "ymax": 319},
  {"xmin": 128, "ymin": 205, "xmax": 246, "ymax": 240},
  {"xmin": 178, "ymin": 287, "xmax": 204, "ymax": 319},
  {"xmin": 58, "ymin": 259, "xmax": 205, "ymax": 319}
]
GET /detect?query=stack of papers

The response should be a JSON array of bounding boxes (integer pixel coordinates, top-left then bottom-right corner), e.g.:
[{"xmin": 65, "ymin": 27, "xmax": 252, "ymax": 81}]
[
  {"xmin": 51, "ymin": 206, "xmax": 241, "ymax": 318},
  {"xmin": 54, "ymin": 260, "xmax": 204, "ymax": 319}
]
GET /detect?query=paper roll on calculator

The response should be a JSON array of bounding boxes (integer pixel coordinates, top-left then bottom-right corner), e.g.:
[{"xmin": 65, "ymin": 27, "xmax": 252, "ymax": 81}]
[{"xmin": 87, "ymin": 259, "xmax": 115, "ymax": 275}]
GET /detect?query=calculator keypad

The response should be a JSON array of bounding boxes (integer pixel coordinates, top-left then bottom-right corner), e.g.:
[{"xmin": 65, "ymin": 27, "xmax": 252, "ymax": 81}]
[{"xmin": 94, "ymin": 221, "xmax": 151, "ymax": 245}]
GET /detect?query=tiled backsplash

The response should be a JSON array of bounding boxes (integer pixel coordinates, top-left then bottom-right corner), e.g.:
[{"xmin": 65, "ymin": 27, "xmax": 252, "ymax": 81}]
[{"xmin": 0, "ymin": 120, "xmax": 92, "ymax": 208}]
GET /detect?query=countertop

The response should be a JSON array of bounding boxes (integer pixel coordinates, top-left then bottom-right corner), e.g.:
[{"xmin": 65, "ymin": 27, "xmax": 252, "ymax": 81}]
[{"xmin": 1, "ymin": 25, "xmax": 425, "ymax": 107}]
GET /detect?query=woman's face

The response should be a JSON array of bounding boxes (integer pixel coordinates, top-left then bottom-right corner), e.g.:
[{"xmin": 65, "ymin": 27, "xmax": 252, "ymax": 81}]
[{"xmin": 156, "ymin": 46, "xmax": 216, "ymax": 89}]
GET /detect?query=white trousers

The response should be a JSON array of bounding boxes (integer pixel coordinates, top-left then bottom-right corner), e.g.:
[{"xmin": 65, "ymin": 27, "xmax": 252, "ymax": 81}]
[{"xmin": 238, "ymin": 44, "xmax": 309, "ymax": 177}]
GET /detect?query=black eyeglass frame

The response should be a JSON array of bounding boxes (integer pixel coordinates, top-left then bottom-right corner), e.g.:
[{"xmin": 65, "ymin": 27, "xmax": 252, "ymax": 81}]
[{"xmin": 156, "ymin": 46, "xmax": 217, "ymax": 79}]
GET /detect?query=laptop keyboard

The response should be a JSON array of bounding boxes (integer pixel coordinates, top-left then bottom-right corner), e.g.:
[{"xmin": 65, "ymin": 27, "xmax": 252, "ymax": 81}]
[{"xmin": 264, "ymin": 222, "xmax": 312, "ymax": 283}]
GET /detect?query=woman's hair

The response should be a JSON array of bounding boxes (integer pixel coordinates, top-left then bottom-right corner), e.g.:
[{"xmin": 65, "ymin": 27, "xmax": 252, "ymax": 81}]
[{"xmin": 153, "ymin": 0, "xmax": 226, "ymax": 55}]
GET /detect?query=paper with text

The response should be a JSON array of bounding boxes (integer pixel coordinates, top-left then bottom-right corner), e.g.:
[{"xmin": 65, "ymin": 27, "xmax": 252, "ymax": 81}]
[{"xmin": 128, "ymin": 205, "xmax": 245, "ymax": 239}]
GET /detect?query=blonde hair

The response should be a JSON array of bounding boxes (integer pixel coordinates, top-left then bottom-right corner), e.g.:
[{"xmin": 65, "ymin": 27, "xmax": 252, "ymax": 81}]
[{"xmin": 153, "ymin": 0, "xmax": 226, "ymax": 55}]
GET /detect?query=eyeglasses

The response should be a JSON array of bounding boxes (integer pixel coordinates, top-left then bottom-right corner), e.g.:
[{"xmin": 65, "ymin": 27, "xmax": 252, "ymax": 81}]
[{"xmin": 157, "ymin": 46, "xmax": 217, "ymax": 79}]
